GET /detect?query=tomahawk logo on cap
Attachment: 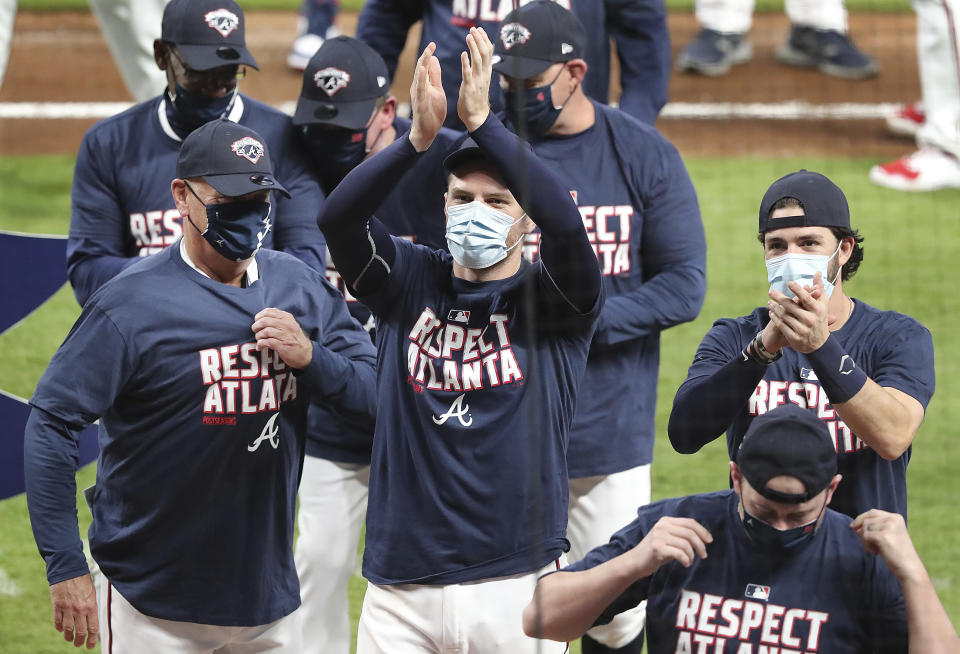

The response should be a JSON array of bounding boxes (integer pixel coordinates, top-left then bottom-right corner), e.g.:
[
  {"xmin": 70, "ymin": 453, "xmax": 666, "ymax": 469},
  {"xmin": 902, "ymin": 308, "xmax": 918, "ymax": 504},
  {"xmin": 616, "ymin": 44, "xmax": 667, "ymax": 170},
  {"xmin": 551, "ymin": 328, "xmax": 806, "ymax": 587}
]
[
  {"xmin": 231, "ymin": 137, "xmax": 265, "ymax": 164},
  {"xmin": 500, "ymin": 23, "xmax": 532, "ymax": 50},
  {"xmin": 204, "ymin": 9, "xmax": 240, "ymax": 37},
  {"xmin": 314, "ymin": 68, "xmax": 352, "ymax": 96}
]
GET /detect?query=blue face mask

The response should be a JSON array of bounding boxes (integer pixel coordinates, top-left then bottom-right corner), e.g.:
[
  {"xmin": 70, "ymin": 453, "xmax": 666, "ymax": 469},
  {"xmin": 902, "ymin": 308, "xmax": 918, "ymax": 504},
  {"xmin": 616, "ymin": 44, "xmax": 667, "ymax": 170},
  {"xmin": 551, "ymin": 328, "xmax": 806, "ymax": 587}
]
[
  {"xmin": 170, "ymin": 84, "xmax": 238, "ymax": 133},
  {"xmin": 766, "ymin": 241, "xmax": 842, "ymax": 299},
  {"xmin": 185, "ymin": 182, "xmax": 272, "ymax": 262},
  {"xmin": 300, "ymin": 124, "xmax": 368, "ymax": 190},
  {"xmin": 742, "ymin": 503, "xmax": 823, "ymax": 551},
  {"xmin": 445, "ymin": 200, "xmax": 525, "ymax": 269},
  {"xmin": 503, "ymin": 68, "xmax": 573, "ymax": 138}
]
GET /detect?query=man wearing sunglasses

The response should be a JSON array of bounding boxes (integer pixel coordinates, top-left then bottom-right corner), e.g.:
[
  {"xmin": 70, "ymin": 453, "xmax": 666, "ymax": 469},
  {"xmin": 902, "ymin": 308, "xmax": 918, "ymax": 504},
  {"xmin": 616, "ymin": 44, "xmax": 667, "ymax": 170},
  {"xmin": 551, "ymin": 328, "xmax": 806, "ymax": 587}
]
[{"xmin": 67, "ymin": 0, "xmax": 327, "ymax": 308}]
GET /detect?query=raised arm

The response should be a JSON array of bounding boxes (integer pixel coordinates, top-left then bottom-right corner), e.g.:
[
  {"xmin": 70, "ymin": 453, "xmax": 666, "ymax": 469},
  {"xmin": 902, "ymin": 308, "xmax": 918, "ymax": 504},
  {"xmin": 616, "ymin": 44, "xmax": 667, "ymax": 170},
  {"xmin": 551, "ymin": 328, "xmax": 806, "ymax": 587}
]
[
  {"xmin": 852, "ymin": 510, "xmax": 960, "ymax": 654},
  {"xmin": 316, "ymin": 42, "xmax": 447, "ymax": 297},
  {"xmin": 458, "ymin": 28, "xmax": 601, "ymax": 314},
  {"xmin": 355, "ymin": 0, "xmax": 425, "ymax": 81},
  {"xmin": 524, "ymin": 516, "xmax": 712, "ymax": 641}
]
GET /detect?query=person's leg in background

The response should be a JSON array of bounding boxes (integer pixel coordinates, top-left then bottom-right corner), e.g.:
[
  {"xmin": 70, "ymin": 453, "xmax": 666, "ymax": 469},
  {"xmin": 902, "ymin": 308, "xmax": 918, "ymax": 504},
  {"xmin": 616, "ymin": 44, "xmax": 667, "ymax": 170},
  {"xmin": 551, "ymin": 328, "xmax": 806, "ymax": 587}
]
[
  {"xmin": 870, "ymin": 0, "xmax": 960, "ymax": 190},
  {"xmin": 675, "ymin": 0, "xmax": 754, "ymax": 76},
  {"xmin": 287, "ymin": 0, "xmax": 341, "ymax": 71},
  {"xmin": 87, "ymin": 0, "xmax": 168, "ymax": 102},
  {"xmin": 0, "ymin": 0, "xmax": 17, "ymax": 89},
  {"xmin": 294, "ymin": 456, "xmax": 370, "ymax": 654},
  {"xmin": 568, "ymin": 466, "xmax": 651, "ymax": 653},
  {"xmin": 778, "ymin": 0, "xmax": 878, "ymax": 78}
]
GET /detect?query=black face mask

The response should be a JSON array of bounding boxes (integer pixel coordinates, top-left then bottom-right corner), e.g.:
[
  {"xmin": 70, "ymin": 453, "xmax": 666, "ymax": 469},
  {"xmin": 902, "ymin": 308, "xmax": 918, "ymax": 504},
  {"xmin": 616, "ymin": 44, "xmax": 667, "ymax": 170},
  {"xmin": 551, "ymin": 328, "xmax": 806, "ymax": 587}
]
[
  {"xmin": 503, "ymin": 67, "xmax": 573, "ymax": 138},
  {"xmin": 742, "ymin": 499, "xmax": 825, "ymax": 552},
  {"xmin": 300, "ymin": 124, "xmax": 369, "ymax": 190},
  {"xmin": 185, "ymin": 182, "xmax": 272, "ymax": 262},
  {"xmin": 169, "ymin": 84, "xmax": 238, "ymax": 134}
]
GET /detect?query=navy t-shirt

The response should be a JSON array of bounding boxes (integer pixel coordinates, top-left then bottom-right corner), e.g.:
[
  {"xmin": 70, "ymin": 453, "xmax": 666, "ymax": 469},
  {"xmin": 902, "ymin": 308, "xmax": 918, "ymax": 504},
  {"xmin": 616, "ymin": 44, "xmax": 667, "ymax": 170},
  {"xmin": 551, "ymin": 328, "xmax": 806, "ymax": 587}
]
[
  {"xmin": 67, "ymin": 94, "xmax": 327, "ymax": 306},
  {"xmin": 565, "ymin": 490, "xmax": 908, "ymax": 654},
  {"xmin": 307, "ymin": 118, "xmax": 463, "ymax": 464},
  {"xmin": 359, "ymin": 238, "xmax": 601, "ymax": 585},
  {"xmin": 26, "ymin": 245, "xmax": 376, "ymax": 626},
  {"xmin": 679, "ymin": 301, "xmax": 935, "ymax": 520},
  {"xmin": 525, "ymin": 103, "xmax": 706, "ymax": 477}
]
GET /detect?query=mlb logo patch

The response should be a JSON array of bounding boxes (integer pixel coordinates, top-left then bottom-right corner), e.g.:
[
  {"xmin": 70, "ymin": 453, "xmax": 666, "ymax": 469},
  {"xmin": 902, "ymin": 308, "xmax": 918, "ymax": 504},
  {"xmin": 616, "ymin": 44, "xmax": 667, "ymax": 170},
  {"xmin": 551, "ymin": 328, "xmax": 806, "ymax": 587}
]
[
  {"xmin": 448, "ymin": 309, "xmax": 470, "ymax": 323},
  {"xmin": 314, "ymin": 67, "xmax": 351, "ymax": 96},
  {"xmin": 231, "ymin": 137, "xmax": 265, "ymax": 164},
  {"xmin": 500, "ymin": 23, "xmax": 532, "ymax": 50},
  {"xmin": 745, "ymin": 584, "xmax": 770, "ymax": 601},
  {"xmin": 800, "ymin": 367, "xmax": 818, "ymax": 381},
  {"xmin": 204, "ymin": 9, "xmax": 240, "ymax": 37}
]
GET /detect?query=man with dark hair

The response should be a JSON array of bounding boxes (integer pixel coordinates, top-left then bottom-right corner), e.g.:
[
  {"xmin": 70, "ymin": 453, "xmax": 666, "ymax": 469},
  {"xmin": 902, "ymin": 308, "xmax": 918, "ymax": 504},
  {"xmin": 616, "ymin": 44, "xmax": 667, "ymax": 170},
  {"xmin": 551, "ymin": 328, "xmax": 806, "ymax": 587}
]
[
  {"xmin": 669, "ymin": 170, "xmax": 935, "ymax": 522},
  {"xmin": 523, "ymin": 405, "xmax": 960, "ymax": 654}
]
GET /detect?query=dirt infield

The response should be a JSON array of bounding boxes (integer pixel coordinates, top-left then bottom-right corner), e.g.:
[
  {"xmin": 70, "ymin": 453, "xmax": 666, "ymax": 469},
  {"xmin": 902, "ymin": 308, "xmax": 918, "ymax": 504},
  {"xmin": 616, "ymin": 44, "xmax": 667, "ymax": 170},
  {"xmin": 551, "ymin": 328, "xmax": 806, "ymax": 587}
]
[{"xmin": 0, "ymin": 10, "xmax": 920, "ymax": 157}]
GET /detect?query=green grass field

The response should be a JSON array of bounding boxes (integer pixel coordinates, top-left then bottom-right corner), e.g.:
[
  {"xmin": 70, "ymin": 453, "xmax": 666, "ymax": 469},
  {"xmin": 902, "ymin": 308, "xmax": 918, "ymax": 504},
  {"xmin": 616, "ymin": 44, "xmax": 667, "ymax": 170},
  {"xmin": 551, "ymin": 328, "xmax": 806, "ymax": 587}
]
[{"xmin": 0, "ymin": 155, "xmax": 957, "ymax": 653}]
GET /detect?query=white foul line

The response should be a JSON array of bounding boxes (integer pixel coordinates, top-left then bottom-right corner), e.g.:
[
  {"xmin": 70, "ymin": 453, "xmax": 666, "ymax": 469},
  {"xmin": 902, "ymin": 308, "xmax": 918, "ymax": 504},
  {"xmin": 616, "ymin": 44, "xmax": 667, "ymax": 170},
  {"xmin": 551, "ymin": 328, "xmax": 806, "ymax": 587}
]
[{"xmin": 0, "ymin": 100, "xmax": 902, "ymax": 121}]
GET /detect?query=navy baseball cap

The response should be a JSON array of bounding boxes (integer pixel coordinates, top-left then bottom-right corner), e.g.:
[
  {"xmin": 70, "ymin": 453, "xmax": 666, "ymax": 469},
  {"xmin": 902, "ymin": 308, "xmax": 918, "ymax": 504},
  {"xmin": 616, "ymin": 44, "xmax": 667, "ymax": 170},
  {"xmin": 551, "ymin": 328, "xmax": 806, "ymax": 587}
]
[
  {"xmin": 759, "ymin": 170, "xmax": 850, "ymax": 234},
  {"xmin": 492, "ymin": 0, "xmax": 587, "ymax": 80},
  {"xmin": 177, "ymin": 120, "xmax": 289, "ymax": 198},
  {"xmin": 737, "ymin": 405, "xmax": 837, "ymax": 504},
  {"xmin": 442, "ymin": 137, "xmax": 488, "ymax": 173},
  {"xmin": 293, "ymin": 36, "xmax": 390, "ymax": 129},
  {"xmin": 161, "ymin": 0, "xmax": 259, "ymax": 72}
]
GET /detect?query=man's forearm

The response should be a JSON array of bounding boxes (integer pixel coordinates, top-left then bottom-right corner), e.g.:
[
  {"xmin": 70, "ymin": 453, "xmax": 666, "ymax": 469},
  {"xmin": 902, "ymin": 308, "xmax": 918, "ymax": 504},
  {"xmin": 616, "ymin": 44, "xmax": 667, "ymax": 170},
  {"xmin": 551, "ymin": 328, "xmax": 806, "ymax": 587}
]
[{"xmin": 902, "ymin": 567, "xmax": 960, "ymax": 654}]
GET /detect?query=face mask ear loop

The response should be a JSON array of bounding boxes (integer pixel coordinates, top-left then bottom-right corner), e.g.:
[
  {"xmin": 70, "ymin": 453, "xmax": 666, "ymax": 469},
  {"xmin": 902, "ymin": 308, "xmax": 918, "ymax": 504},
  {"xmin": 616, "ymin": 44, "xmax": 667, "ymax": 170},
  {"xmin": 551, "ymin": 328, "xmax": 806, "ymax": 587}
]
[
  {"xmin": 183, "ymin": 181, "xmax": 208, "ymax": 236},
  {"xmin": 828, "ymin": 240, "xmax": 844, "ymax": 287}
]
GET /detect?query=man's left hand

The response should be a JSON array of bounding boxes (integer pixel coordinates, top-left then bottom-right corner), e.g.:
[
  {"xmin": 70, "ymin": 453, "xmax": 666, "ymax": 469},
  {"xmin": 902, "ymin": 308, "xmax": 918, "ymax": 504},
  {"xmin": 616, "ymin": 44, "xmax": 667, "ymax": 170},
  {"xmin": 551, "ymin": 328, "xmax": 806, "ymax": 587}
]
[
  {"xmin": 252, "ymin": 308, "xmax": 313, "ymax": 370},
  {"xmin": 766, "ymin": 271, "xmax": 830, "ymax": 353},
  {"xmin": 852, "ymin": 509, "xmax": 926, "ymax": 584}
]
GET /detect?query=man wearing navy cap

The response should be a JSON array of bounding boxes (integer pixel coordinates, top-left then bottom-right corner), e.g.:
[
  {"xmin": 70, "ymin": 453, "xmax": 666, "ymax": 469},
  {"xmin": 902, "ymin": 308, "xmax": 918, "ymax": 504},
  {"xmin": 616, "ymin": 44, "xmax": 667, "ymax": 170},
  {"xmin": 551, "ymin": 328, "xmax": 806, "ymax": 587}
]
[
  {"xmin": 670, "ymin": 170, "xmax": 935, "ymax": 524},
  {"xmin": 67, "ymin": 0, "xmax": 326, "ymax": 308},
  {"xmin": 493, "ymin": 4, "xmax": 706, "ymax": 651},
  {"xmin": 291, "ymin": 35, "xmax": 463, "ymax": 654},
  {"xmin": 25, "ymin": 120, "xmax": 376, "ymax": 652},
  {"xmin": 523, "ymin": 404, "xmax": 960, "ymax": 652}
]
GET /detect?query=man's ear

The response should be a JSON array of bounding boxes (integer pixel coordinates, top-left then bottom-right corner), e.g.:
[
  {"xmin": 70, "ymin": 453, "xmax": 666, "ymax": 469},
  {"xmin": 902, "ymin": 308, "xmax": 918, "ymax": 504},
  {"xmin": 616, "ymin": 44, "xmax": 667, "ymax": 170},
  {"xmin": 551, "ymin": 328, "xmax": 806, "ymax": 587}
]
[
  {"xmin": 171, "ymin": 179, "xmax": 189, "ymax": 217},
  {"xmin": 824, "ymin": 474, "xmax": 843, "ymax": 506},
  {"xmin": 380, "ymin": 96, "xmax": 398, "ymax": 125},
  {"xmin": 838, "ymin": 236, "xmax": 855, "ymax": 267},
  {"xmin": 566, "ymin": 59, "xmax": 588, "ymax": 85},
  {"xmin": 730, "ymin": 462, "xmax": 743, "ymax": 496},
  {"xmin": 154, "ymin": 39, "xmax": 168, "ymax": 70}
]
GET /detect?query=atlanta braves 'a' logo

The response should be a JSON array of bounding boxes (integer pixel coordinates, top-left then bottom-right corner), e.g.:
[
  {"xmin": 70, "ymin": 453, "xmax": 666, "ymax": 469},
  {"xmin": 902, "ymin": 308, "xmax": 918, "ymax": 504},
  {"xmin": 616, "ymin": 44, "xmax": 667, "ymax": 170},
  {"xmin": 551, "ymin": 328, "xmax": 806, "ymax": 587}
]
[
  {"xmin": 314, "ymin": 67, "xmax": 351, "ymax": 96},
  {"xmin": 204, "ymin": 9, "xmax": 240, "ymax": 37},
  {"xmin": 499, "ymin": 23, "xmax": 531, "ymax": 50},
  {"xmin": 248, "ymin": 412, "xmax": 280, "ymax": 451},
  {"xmin": 230, "ymin": 137, "xmax": 265, "ymax": 164},
  {"xmin": 432, "ymin": 393, "xmax": 473, "ymax": 427}
]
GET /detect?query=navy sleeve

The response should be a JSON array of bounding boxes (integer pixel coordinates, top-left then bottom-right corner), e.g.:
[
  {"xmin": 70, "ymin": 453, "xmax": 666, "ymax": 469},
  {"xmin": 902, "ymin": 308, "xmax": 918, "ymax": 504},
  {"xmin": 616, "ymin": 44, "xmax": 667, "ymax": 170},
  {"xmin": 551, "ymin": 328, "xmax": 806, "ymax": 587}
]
[
  {"xmin": 865, "ymin": 556, "xmax": 908, "ymax": 653},
  {"xmin": 316, "ymin": 134, "xmax": 417, "ymax": 295},
  {"xmin": 271, "ymin": 138, "xmax": 327, "ymax": 273},
  {"xmin": 668, "ymin": 318, "xmax": 768, "ymax": 454},
  {"xmin": 25, "ymin": 304, "xmax": 135, "ymax": 584},
  {"xmin": 592, "ymin": 142, "xmax": 705, "ymax": 348},
  {"xmin": 869, "ymin": 317, "xmax": 936, "ymax": 408},
  {"xmin": 67, "ymin": 129, "xmax": 140, "ymax": 306},
  {"xmin": 469, "ymin": 114, "xmax": 602, "ymax": 315},
  {"xmin": 295, "ymin": 278, "xmax": 378, "ymax": 421},
  {"xmin": 355, "ymin": 0, "xmax": 425, "ymax": 81},
  {"xmin": 604, "ymin": 0, "xmax": 670, "ymax": 125}
]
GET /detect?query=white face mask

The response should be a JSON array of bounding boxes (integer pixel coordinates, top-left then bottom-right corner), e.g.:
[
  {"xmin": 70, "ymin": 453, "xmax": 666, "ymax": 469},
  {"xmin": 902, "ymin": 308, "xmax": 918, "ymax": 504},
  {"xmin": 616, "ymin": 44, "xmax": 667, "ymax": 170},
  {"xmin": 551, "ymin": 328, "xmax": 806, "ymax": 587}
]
[
  {"xmin": 766, "ymin": 241, "xmax": 842, "ymax": 298},
  {"xmin": 445, "ymin": 200, "xmax": 525, "ymax": 270}
]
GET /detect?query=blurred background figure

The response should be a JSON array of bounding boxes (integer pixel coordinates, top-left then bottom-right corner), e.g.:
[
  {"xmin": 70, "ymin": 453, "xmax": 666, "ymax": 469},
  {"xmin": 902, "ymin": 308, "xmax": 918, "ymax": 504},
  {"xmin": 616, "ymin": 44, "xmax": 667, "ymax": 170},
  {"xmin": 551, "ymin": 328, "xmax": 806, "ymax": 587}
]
[
  {"xmin": 870, "ymin": 0, "xmax": 960, "ymax": 191},
  {"xmin": 674, "ymin": 0, "xmax": 877, "ymax": 78},
  {"xmin": 88, "ymin": 0, "xmax": 169, "ymax": 102},
  {"xmin": 0, "ymin": 0, "xmax": 16, "ymax": 89},
  {"xmin": 288, "ymin": 0, "xmax": 342, "ymax": 71}
]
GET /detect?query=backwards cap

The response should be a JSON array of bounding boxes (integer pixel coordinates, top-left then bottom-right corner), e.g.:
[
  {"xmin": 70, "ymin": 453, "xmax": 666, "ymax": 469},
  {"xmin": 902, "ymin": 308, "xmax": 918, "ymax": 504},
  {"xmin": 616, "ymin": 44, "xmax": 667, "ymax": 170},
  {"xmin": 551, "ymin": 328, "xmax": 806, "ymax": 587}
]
[
  {"xmin": 758, "ymin": 170, "xmax": 850, "ymax": 233},
  {"xmin": 737, "ymin": 404, "xmax": 837, "ymax": 504},
  {"xmin": 161, "ymin": 0, "xmax": 258, "ymax": 72}
]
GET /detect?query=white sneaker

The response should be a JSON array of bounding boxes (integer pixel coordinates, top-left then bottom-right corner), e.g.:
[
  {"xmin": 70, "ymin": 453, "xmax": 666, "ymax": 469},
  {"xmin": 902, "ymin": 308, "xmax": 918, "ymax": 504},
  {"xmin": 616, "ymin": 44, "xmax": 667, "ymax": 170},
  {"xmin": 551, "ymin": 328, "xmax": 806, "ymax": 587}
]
[
  {"xmin": 287, "ymin": 33, "xmax": 326, "ymax": 71},
  {"xmin": 869, "ymin": 146, "xmax": 960, "ymax": 191},
  {"xmin": 885, "ymin": 101, "xmax": 925, "ymax": 138}
]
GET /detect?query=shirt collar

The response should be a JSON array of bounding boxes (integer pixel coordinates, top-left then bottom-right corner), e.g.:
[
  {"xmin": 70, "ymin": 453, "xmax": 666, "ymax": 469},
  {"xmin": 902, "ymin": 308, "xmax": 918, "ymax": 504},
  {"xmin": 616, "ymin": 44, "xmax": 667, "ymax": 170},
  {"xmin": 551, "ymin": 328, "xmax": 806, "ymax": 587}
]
[
  {"xmin": 179, "ymin": 238, "xmax": 260, "ymax": 284},
  {"xmin": 157, "ymin": 94, "xmax": 246, "ymax": 143}
]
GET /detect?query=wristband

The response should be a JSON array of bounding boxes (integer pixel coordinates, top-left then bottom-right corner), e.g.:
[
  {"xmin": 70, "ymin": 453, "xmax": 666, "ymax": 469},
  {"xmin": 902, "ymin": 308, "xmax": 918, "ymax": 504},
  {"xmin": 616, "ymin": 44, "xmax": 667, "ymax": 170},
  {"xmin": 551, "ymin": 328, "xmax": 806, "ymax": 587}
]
[
  {"xmin": 752, "ymin": 332, "xmax": 781, "ymax": 363},
  {"xmin": 806, "ymin": 334, "xmax": 868, "ymax": 404}
]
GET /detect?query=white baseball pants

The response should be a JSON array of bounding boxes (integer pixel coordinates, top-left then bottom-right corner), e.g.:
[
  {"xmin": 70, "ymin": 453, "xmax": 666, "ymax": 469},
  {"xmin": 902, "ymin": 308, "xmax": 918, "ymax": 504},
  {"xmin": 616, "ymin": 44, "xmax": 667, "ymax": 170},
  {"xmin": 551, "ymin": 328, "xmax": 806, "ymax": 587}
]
[
  {"xmin": 914, "ymin": 0, "xmax": 960, "ymax": 158},
  {"xmin": 697, "ymin": 0, "xmax": 848, "ymax": 34},
  {"xmin": 87, "ymin": 0, "xmax": 169, "ymax": 102},
  {"xmin": 567, "ymin": 464, "xmax": 651, "ymax": 649}
]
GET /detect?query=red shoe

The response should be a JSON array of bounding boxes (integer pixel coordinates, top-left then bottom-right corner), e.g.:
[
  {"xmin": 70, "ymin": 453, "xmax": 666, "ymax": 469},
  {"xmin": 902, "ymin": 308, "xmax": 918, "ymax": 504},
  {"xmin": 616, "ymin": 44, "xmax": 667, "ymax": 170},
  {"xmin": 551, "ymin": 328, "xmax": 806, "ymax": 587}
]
[
  {"xmin": 870, "ymin": 146, "xmax": 960, "ymax": 191},
  {"xmin": 885, "ymin": 101, "xmax": 925, "ymax": 138}
]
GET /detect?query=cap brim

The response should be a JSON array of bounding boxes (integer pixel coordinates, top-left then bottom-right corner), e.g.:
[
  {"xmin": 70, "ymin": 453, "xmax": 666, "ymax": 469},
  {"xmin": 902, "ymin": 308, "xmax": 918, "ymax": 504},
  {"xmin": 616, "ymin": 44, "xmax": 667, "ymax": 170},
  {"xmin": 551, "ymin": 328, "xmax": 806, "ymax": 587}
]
[
  {"xmin": 442, "ymin": 142, "xmax": 489, "ymax": 173},
  {"xmin": 203, "ymin": 172, "xmax": 290, "ymax": 199},
  {"xmin": 492, "ymin": 53, "xmax": 554, "ymax": 80},
  {"xmin": 292, "ymin": 95, "xmax": 377, "ymax": 129},
  {"xmin": 177, "ymin": 43, "xmax": 259, "ymax": 71}
]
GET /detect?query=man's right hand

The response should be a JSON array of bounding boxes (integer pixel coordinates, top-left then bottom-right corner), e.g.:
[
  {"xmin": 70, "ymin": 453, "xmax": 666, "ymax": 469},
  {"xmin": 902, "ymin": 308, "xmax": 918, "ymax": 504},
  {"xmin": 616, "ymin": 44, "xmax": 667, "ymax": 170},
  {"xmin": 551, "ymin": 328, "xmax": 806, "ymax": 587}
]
[
  {"xmin": 627, "ymin": 517, "xmax": 713, "ymax": 579},
  {"xmin": 408, "ymin": 42, "xmax": 446, "ymax": 152},
  {"xmin": 50, "ymin": 574, "xmax": 99, "ymax": 649}
]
